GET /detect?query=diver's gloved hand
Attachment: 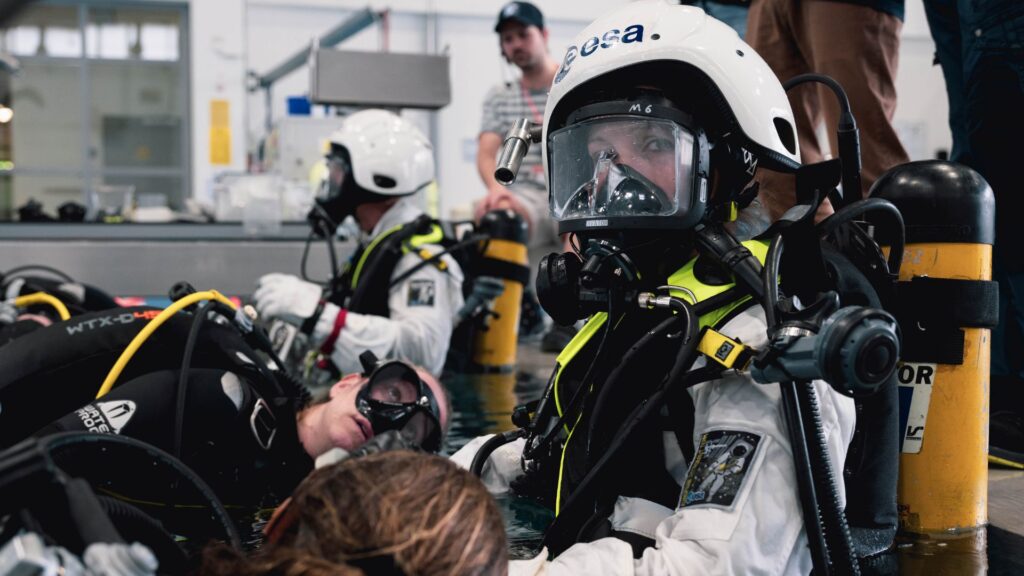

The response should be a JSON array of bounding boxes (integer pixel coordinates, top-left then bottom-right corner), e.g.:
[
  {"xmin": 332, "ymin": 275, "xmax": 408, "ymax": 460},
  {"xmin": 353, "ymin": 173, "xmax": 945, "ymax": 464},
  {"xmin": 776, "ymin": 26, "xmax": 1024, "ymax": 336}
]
[
  {"xmin": 450, "ymin": 435, "xmax": 526, "ymax": 494},
  {"xmin": 350, "ymin": 429, "xmax": 420, "ymax": 458},
  {"xmin": 454, "ymin": 276, "xmax": 506, "ymax": 325},
  {"xmin": 252, "ymin": 273, "xmax": 322, "ymax": 326}
]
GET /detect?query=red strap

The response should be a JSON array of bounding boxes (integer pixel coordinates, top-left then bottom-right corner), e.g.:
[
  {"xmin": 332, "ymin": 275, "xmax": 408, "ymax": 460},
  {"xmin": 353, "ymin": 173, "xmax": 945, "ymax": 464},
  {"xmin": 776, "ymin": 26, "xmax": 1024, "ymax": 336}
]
[{"xmin": 317, "ymin": 308, "xmax": 348, "ymax": 366}]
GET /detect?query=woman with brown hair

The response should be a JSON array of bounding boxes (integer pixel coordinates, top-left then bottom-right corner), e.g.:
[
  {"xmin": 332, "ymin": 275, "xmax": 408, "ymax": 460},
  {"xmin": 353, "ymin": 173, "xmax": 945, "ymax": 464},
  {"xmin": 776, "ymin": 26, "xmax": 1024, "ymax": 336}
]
[{"xmin": 201, "ymin": 450, "xmax": 508, "ymax": 576}]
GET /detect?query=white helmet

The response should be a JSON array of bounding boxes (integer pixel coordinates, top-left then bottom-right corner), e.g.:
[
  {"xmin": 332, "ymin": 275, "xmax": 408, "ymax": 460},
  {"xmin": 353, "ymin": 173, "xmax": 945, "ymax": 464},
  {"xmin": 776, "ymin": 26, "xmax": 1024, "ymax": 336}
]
[
  {"xmin": 313, "ymin": 109, "xmax": 435, "ymax": 230},
  {"xmin": 542, "ymin": 0, "xmax": 799, "ymax": 234}
]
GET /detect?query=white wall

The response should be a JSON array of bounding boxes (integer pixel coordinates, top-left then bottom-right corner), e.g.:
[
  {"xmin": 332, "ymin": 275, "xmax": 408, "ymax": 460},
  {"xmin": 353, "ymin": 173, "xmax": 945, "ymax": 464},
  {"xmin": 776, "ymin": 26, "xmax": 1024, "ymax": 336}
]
[
  {"xmin": 198, "ymin": 0, "xmax": 952, "ymax": 217},
  {"xmin": 242, "ymin": 0, "xmax": 618, "ymax": 218},
  {"xmin": 189, "ymin": 0, "xmax": 247, "ymax": 204}
]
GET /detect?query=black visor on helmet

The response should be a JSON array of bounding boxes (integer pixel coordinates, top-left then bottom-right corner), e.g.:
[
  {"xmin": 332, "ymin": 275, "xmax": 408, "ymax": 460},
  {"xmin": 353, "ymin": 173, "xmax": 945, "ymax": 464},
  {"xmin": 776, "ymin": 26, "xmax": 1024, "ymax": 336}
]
[{"xmin": 355, "ymin": 360, "xmax": 442, "ymax": 453}]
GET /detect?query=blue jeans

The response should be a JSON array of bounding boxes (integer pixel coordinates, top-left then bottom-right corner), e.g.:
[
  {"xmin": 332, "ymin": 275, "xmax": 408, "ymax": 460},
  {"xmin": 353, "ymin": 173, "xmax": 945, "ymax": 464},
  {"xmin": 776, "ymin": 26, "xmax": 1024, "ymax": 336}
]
[
  {"xmin": 924, "ymin": 0, "xmax": 1024, "ymax": 382},
  {"xmin": 687, "ymin": 1, "xmax": 749, "ymax": 39}
]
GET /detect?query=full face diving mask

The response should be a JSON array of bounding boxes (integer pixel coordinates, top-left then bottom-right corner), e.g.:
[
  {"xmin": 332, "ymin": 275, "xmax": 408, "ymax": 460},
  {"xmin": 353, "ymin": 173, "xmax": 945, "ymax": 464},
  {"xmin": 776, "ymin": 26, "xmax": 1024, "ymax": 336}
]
[
  {"xmin": 564, "ymin": 147, "xmax": 671, "ymax": 218},
  {"xmin": 307, "ymin": 152, "xmax": 358, "ymax": 237},
  {"xmin": 546, "ymin": 104, "xmax": 709, "ymax": 234},
  {"xmin": 355, "ymin": 353, "xmax": 443, "ymax": 453}
]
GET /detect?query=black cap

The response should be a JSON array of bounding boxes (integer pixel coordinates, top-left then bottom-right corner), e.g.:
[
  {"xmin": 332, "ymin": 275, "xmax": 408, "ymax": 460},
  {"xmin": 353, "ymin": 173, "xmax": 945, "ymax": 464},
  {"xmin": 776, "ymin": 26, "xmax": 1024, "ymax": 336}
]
[{"xmin": 494, "ymin": 1, "xmax": 544, "ymax": 32}]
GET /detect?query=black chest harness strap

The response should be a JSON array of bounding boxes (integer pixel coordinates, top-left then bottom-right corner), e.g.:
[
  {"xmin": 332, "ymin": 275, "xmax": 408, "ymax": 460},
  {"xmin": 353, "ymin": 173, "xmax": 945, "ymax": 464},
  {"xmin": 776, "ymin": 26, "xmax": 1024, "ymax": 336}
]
[{"xmin": 541, "ymin": 242, "xmax": 769, "ymax": 556}]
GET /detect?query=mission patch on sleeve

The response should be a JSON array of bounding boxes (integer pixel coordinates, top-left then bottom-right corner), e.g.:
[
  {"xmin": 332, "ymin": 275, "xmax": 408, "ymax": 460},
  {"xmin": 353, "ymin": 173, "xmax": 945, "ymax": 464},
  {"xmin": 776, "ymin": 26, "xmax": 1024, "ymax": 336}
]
[
  {"xmin": 680, "ymin": 429, "xmax": 762, "ymax": 510},
  {"xmin": 407, "ymin": 279, "xmax": 436, "ymax": 307}
]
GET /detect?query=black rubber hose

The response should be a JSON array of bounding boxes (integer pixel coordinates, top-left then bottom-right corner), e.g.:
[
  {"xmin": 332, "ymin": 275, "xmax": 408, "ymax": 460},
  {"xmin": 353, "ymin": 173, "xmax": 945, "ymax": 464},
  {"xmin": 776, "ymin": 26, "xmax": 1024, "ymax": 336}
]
[
  {"xmin": 784, "ymin": 73, "xmax": 861, "ymax": 209},
  {"xmin": 542, "ymin": 296, "xmax": 700, "ymax": 555},
  {"xmin": 523, "ymin": 368, "xmax": 559, "ymax": 457},
  {"xmin": 270, "ymin": 369, "xmax": 313, "ymax": 412},
  {"xmin": 797, "ymin": 380, "xmax": 861, "ymax": 576},
  {"xmin": 175, "ymin": 301, "xmax": 216, "ymax": 459},
  {"xmin": 523, "ymin": 298, "xmax": 614, "ymax": 459},
  {"xmin": 780, "ymin": 381, "xmax": 831, "ymax": 575},
  {"xmin": 96, "ymin": 495, "xmax": 188, "ymax": 574},
  {"xmin": 3, "ymin": 264, "xmax": 76, "ymax": 283},
  {"xmin": 764, "ymin": 234, "xmax": 784, "ymax": 329},
  {"xmin": 817, "ymin": 198, "xmax": 905, "ymax": 276},
  {"xmin": 695, "ymin": 224, "xmax": 765, "ymax": 300},
  {"xmin": 783, "ymin": 74, "xmax": 853, "ymax": 124},
  {"xmin": 38, "ymin": 432, "xmax": 241, "ymax": 549},
  {"xmin": 300, "ymin": 229, "xmax": 328, "ymax": 285},
  {"xmin": 470, "ymin": 428, "xmax": 527, "ymax": 477},
  {"xmin": 300, "ymin": 218, "xmax": 340, "ymax": 287},
  {"xmin": 586, "ymin": 314, "xmax": 680, "ymax": 458}
]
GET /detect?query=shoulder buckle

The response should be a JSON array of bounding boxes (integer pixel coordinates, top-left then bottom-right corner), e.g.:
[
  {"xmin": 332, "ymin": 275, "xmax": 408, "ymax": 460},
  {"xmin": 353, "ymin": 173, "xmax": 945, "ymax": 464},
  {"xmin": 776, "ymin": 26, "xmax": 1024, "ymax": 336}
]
[
  {"xmin": 697, "ymin": 327, "xmax": 755, "ymax": 371},
  {"xmin": 250, "ymin": 397, "xmax": 278, "ymax": 451}
]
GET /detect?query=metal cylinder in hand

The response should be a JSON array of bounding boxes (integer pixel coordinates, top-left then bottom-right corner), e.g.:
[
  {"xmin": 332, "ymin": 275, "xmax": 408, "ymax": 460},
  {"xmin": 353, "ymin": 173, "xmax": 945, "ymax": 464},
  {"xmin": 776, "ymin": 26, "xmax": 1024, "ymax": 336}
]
[
  {"xmin": 872, "ymin": 160, "xmax": 997, "ymax": 538},
  {"xmin": 473, "ymin": 209, "xmax": 529, "ymax": 371}
]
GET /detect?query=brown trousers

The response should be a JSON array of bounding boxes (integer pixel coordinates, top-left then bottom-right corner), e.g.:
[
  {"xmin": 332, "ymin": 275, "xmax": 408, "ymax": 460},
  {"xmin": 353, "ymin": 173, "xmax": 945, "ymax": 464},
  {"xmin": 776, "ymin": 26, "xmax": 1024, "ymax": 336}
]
[{"xmin": 747, "ymin": 0, "xmax": 910, "ymax": 221}]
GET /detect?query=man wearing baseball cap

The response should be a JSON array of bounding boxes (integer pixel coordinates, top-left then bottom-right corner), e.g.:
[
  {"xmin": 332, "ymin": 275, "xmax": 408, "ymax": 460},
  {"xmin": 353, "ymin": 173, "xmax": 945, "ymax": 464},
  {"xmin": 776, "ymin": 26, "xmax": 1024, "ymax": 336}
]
[{"xmin": 476, "ymin": 2, "xmax": 573, "ymax": 351}]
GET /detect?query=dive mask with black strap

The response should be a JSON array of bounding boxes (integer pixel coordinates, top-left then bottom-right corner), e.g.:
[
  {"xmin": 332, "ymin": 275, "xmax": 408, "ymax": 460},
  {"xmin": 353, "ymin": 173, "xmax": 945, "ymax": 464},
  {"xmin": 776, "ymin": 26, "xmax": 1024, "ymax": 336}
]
[{"xmin": 355, "ymin": 352, "xmax": 443, "ymax": 453}]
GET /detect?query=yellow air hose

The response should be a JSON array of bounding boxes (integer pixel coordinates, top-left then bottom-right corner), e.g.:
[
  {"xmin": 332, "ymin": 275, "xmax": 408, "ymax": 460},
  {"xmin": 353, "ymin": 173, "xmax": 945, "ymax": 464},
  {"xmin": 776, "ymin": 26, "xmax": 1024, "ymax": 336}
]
[
  {"xmin": 96, "ymin": 290, "xmax": 237, "ymax": 399},
  {"xmin": 13, "ymin": 292, "xmax": 71, "ymax": 321}
]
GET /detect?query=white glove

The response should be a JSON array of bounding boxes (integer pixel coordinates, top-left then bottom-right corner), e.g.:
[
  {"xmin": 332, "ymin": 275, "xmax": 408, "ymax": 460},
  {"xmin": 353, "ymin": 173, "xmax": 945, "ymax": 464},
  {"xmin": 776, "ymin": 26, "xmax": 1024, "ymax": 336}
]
[
  {"xmin": 449, "ymin": 435, "xmax": 526, "ymax": 494},
  {"xmin": 252, "ymin": 273, "xmax": 323, "ymax": 326}
]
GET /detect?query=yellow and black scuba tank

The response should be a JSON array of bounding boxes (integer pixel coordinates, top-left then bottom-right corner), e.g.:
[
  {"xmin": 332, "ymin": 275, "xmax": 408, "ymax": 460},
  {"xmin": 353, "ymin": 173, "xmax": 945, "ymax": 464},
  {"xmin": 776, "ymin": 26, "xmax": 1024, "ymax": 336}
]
[
  {"xmin": 444, "ymin": 209, "xmax": 531, "ymax": 373},
  {"xmin": 869, "ymin": 160, "xmax": 998, "ymax": 541}
]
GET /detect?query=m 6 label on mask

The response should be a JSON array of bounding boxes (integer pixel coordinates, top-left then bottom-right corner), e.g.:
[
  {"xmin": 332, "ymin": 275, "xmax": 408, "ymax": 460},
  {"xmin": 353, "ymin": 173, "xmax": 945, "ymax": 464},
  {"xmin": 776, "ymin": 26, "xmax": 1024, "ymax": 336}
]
[
  {"xmin": 407, "ymin": 279, "xmax": 436, "ymax": 307},
  {"xmin": 680, "ymin": 429, "xmax": 762, "ymax": 510}
]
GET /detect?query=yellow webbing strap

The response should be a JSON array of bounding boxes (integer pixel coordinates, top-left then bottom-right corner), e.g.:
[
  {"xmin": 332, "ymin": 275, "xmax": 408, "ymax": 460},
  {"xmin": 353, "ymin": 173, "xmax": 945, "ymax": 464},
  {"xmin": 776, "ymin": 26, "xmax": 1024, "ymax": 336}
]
[
  {"xmin": 697, "ymin": 327, "xmax": 755, "ymax": 371},
  {"xmin": 351, "ymin": 224, "xmax": 404, "ymax": 289},
  {"xmin": 402, "ymin": 224, "xmax": 448, "ymax": 271}
]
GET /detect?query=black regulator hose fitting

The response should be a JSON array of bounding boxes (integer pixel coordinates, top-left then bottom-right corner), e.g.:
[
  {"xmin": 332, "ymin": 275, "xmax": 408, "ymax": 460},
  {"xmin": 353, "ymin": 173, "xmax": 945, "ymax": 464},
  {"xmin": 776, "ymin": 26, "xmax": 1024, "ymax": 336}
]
[
  {"xmin": 537, "ymin": 238, "xmax": 642, "ymax": 327},
  {"xmin": 753, "ymin": 305, "xmax": 901, "ymax": 398},
  {"xmin": 694, "ymin": 223, "xmax": 765, "ymax": 300},
  {"xmin": 784, "ymin": 73, "xmax": 861, "ymax": 209},
  {"xmin": 537, "ymin": 251, "xmax": 584, "ymax": 327},
  {"xmin": 470, "ymin": 428, "xmax": 528, "ymax": 477}
]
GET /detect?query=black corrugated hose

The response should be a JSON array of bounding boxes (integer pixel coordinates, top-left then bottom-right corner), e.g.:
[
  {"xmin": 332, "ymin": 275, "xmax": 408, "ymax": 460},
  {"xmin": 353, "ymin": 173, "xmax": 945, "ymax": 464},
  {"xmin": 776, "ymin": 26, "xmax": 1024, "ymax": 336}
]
[{"xmin": 798, "ymin": 379, "xmax": 861, "ymax": 576}]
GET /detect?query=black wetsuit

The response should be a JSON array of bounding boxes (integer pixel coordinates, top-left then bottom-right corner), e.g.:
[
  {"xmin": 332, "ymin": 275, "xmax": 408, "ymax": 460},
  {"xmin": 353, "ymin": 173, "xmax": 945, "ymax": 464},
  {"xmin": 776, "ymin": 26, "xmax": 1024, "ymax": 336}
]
[{"xmin": 35, "ymin": 369, "xmax": 313, "ymax": 545}]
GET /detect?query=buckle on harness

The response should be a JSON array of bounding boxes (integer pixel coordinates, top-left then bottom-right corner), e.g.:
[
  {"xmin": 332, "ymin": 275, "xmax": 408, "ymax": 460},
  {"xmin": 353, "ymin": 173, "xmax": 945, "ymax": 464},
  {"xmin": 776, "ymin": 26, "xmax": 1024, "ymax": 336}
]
[
  {"xmin": 250, "ymin": 398, "xmax": 278, "ymax": 450},
  {"xmin": 698, "ymin": 328, "xmax": 755, "ymax": 371}
]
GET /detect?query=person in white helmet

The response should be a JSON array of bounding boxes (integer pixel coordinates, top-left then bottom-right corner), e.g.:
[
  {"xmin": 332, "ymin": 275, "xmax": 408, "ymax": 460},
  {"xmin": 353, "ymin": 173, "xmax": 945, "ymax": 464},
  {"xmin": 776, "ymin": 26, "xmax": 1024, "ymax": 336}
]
[
  {"xmin": 254, "ymin": 109, "xmax": 464, "ymax": 377},
  {"xmin": 452, "ymin": 2, "xmax": 883, "ymax": 574}
]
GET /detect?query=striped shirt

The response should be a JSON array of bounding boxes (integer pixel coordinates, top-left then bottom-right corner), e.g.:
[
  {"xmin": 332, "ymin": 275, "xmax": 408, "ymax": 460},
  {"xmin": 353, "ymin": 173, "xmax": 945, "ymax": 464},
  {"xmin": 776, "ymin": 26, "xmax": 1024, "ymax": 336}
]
[{"xmin": 480, "ymin": 80, "xmax": 549, "ymax": 192}]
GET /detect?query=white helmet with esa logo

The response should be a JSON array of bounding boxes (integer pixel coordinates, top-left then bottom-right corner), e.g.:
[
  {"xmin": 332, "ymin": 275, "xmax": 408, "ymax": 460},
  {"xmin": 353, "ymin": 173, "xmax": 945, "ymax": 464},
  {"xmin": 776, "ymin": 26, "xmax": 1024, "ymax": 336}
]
[
  {"xmin": 312, "ymin": 109, "xmax": 435, "ymax": 232},
  {"xmin": 542, "ymin": 0, "xmax": 800, "ymax": 234}
]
